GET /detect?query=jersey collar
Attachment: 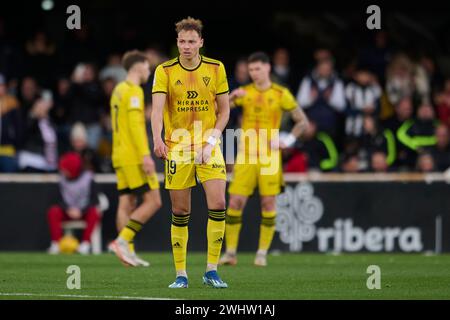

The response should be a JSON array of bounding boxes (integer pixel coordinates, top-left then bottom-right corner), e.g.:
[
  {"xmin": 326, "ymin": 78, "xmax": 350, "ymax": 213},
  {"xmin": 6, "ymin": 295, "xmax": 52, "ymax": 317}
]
[
  {"xmin": 253, "ymin": 82, "xmax": 273, "ymax": 93},
  {"xmin": 178, "ymin": 55, "xmax": 203, "ymax": 72}
]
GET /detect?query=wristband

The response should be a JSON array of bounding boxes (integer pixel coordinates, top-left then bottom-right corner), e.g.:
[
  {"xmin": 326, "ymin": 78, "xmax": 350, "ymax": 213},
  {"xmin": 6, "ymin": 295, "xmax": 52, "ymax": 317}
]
[
  {"xmin": 281, "ymin": 133, "xmax": 296, "ymax": 148},
  {"xmin": 206, "ymin": 136, "xmax": 217, "ymax": 146}
]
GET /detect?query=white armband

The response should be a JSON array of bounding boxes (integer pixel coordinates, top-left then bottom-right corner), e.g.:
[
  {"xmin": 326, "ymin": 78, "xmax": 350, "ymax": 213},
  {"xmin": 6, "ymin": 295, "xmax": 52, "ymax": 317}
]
[
  {"xmin": 206, "ymin": 136, "xmax": 217, "ymax": 147},
  {"xmin": 281, "ymin": 133, "xmax": 297, "ymax": 148}
]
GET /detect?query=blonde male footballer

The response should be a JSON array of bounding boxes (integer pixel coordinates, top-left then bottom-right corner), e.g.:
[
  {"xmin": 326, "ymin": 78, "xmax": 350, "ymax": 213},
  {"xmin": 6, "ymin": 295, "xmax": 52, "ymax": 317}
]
[{"xmin": 151, "ymin": 17, "xmax": 230, "ymax": 288}]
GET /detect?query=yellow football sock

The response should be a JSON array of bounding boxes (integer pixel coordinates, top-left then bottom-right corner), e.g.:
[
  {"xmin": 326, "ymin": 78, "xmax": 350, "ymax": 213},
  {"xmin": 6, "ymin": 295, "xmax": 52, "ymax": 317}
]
[
  {"xmin": 225, "ymin": 208, "xmax": 243, "ymax": 253},
  {"xmin": 171, "ymin": 213, "xmax": 190, "ymax": 272},
  {"xmin": 258, "ymin": 211, "xmax": 277, "ymax": 252},
  {"xmin": 207, "ymin": 209, "xmax": 226, "ymax": 265},
  {"xmin": 119, "ymin": 219, "xmax": 142, "ymax": 242}
]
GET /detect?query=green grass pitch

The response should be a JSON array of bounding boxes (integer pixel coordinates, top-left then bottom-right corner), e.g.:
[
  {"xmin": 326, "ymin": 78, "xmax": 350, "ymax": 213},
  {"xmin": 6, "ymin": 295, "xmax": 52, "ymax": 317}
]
[{"xmin": 1, "ymin": 252, "xmax": 450, "ymax": 300}]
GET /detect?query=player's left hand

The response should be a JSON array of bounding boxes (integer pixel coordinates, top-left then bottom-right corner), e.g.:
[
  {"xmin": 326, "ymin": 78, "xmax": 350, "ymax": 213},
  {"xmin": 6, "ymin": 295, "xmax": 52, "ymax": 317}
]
[
  {"xmin": 142, "ymin": 155, "xmax": 155, "ymax": 176},
  {"xmin": 197, "ymin": 143, "xmax": 214, "ymax": 164}
]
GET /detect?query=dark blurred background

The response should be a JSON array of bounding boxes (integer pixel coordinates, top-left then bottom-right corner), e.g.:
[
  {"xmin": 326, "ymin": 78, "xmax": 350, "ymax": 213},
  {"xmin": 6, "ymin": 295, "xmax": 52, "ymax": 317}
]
[{"xmin": 1, "ymin": 0, "xmax": 450, "ymax": 174}]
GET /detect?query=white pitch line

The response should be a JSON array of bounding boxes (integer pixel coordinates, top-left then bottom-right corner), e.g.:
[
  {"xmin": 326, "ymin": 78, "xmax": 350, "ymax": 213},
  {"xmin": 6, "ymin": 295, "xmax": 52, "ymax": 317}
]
[{"xmin": 0, "ymin": 292, "xmax": 178, "ymax": 300}]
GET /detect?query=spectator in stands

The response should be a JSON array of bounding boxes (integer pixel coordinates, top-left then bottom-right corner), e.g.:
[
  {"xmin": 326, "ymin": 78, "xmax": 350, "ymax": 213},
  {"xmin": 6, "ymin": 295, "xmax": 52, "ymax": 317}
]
[
  {"xmin": 419, "ymin": 55, "xmax": 444, "ymax": 94},
  {"xmin": 344, "ymin": 66, "xmax": 382, "ymax": 138},
  {"xmin": 385, "ymin": 54, "xmax": 415, "ymax": 106},
  {"xmin": 47, "ymin": 152, "xmax": 100, "ymax": 255},
  {"xmin": 386, "ymin": 53, "xmax": 430, "ymax": 107},
  {"xmin": 360, "ymin": 115, "xmax": 396, "ymax": 169},
  {"xmin": 99, "ymin": 76, "xmax": 116, "ymax": 127},
  {"xmin": 435, "ymin": 78, "xmax": 450, "ymax": 129},
  {"xmin": 67, "ymin": 62, "xmax": 105, "ymax": 150},
  {"xmin": 229, "ymin": 58, "xmax": 250, "ymax": 91},
  {"xmin": 414, "ymin": 57, "xmax": 432, "ymax": 105},
  {"xmin": 59, "ymin": 24, "xmax": 99, "ymax": 75},
  {"xmin": 18, "ymin": 76, "xmax": 40, "ymax": 117},
  {"xmin": 52, "ymin": 77, "xmax": 71, "ymax": 124},
  {"xmin": 95, "ymin": 76, "xmax": 116, "ymax": 172},
  {"xmin": 18, "ymin": 91, "xmax": 58, "ymax": 172},
  {"xmin": 0, "ymin": 73, "xmax": 22, "ymax": 172},
  {"xmin": 296, "ymin": 120, "xmax": 339, "ymax": 172},
  {"xmin": 397, "ymin": 103, "xmax": 438, "ymax": 169},
  {"xmin": 370, "ymin": 151, "xmax": 389, "ymax": 173},
  {"xmin": 382, "ymin": 96, "xmax": 415, "ymax": 170},
  {"xmin": 271, "ymin": 48, "xmax": 296, "ymax": 91},
  {"xmin": 142, "ymin": 46, "xmax": 168, "ymax": 107},
  {"xmin": 358, "ymin": 31, "xmax": 391, "ymax": 86},
  {"xmin": 99, "ymin": 53, "xmax": 127, "ymax": 83},
  {"xmin": 144, "ymin": 46, "xmax": 167, "ymax": 74},
  {"xmin": 430, "ymin": 124, "xmax": 450, "ymax": 171},
  {"xmin": 282, "ymin": 148, "xmax": 308, "ymax": 172},
  {"xmin": 383, "ymin": 96, "xmax": 414, "ymax": 132},
  {"xmin": 313, "ymin": 48, "xmax": 333, "ymax": 63},
  {"xmin": 70, "ymin": 122, "xmax": 100, "ymax": 172},
  {"xmin": 340, "ymin": 152, "xmax": 360, "ymax": 173},
  {"xmin": 51, "ymin": 76, "xmax": 72, "ymax": 153},
  {"xmin": 296, "ymin": 56, "xmax": 346, "ymax": 137},
  {"xmin": 100, "ymin": 77, "xmax": 116, "ymax": 110},
  {"xmin": 416, "ymin": 151, "xmax": 436, "ymax": 173}
]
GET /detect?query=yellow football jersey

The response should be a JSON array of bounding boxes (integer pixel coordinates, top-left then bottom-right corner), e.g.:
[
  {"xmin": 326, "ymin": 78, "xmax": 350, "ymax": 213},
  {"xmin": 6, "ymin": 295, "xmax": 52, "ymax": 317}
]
[
  {"xmin": 110, "ymin": 81, "xmax": 150, "ymax": 168},
  {"xmin": 233, "ymin": 83, "xmax": 297, "ymax": 157},
  {"xmin": 152, "ymin": 55, "xmax": 229, "ymax": 150}
]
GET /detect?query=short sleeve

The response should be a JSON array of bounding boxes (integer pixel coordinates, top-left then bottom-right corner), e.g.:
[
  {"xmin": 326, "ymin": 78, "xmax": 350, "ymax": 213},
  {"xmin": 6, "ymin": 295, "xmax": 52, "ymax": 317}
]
[
  {"xmin": 152, "ymin": 64, "xmax": 168, "ymax": 94},
  {"xmin": 216, "ymin": 62, "xmax": 229, "ymax": 95},
  {"xmin": 281, "ymin": 88, "xmax": 298, "ymax": 111}
]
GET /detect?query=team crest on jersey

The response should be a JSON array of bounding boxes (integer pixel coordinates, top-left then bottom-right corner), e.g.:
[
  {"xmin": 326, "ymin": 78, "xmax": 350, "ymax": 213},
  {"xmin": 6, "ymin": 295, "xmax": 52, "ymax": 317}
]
[
  {"xmin": 175, "ymin": 80, "xmax": 182, "ymax": 86},
  {"xmin": 202, "ymin": 76, "xmax": 211, "ymax": 87}
]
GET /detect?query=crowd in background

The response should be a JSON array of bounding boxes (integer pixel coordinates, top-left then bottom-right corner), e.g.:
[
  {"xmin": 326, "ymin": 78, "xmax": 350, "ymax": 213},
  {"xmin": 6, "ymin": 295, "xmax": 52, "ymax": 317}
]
[{"xmin": 1, "ymin": 28, "xmax": 450, "ymax": 174}]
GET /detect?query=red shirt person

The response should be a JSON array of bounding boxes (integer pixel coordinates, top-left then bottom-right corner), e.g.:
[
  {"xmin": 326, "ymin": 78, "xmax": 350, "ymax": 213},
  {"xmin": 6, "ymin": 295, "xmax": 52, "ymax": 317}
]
[{"xmin": 47, "ymin": 152, "xmax": 100, "ymax": 254}]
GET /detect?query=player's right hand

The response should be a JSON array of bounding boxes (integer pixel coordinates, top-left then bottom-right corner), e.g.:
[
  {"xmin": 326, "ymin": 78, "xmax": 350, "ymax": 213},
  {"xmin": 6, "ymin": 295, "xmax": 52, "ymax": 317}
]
[
  {"xmin": 142, "ymin": 155, "xmax": 155, "ymax": 176},
  {"xmin": 154, "ymin": 138, "xmax": 169, "ymax": 159},
  {"xmin": 230, "ymin": 88, "xmax": 246, "ymax": 99}
]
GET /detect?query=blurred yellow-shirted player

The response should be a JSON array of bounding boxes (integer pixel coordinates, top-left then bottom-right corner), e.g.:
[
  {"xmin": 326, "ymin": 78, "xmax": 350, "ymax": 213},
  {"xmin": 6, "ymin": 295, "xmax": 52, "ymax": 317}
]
[
  {"xmin": 109, "ymin": 50, "xmax": 162, "ymax": 267},
  {"xmin": 220, "ymin": 52, "xmax": 309, "ymax": 267},
  {"xmin": 151, "ymin": 17, "xmax": 230, "ymax": 289}
]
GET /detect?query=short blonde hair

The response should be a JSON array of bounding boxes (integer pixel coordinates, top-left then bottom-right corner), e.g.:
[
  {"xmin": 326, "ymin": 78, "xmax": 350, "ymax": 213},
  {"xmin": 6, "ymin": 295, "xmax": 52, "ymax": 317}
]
[{"xmin": 175, "ymin": 17, "xmax": 203, "ymax": 37}]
